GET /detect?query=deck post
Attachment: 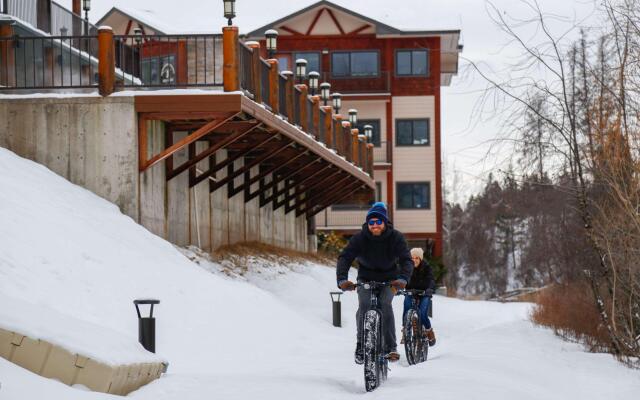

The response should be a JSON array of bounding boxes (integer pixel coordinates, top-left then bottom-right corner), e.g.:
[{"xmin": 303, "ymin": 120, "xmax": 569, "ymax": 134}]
[
  {"xmin": 367, "ymin": 143, "xmax": 374, "ymax": 177},
  {"xmin": 311, "ymin": 96, "xmax": 321, "ymax": 139},
  {"xmin": 246, "ymin": 41, "xmax": 262, "ymax": 103},
  {"xmin": 351, "ymin": 129, "xmax": 359, "ymax": 166},
  {"xmin": 98, "ymin": 26, "xmax": 115, "ymax": 96},
  {"xmin": 222, "ymin": 26, "xmax": 239, "ymax": 92},
  {"xmin": 267, "ymin": 59, "xmax": 279, "ymax": 113},
  {"xmin": 322, "ymin": 106, "xmax": 333, "ymax": 150},
  {"xmin": 0, "ymin": 23, "xmax": 15, "ymax": 87},
  {"xmin": 297, "ymin": 84, "xmax": 309, "ymax": 132}
]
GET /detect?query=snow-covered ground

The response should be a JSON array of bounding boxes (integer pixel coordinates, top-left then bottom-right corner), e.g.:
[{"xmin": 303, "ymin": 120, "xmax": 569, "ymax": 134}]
[{"xmin": 0, "ymin": 147, "xmax": 639, "ymax": 399}]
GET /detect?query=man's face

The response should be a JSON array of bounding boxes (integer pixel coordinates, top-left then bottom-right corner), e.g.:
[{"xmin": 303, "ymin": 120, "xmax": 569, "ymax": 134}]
[{"xmin": 367, "ymin": 217, "xmax": 385, "ymax": 236}]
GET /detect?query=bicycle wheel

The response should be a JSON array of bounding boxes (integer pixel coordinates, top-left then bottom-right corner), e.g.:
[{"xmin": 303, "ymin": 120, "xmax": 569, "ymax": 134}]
[
  {"xmin": 363, "ymin": 310, "xmax": 382, "ymax": 392},
  {"xmin": 415, "ymin": 324, "xmax": 429, "ymax": 363},
  {"xmin": 403, "ymin": 310, "xmax": 418, "ymax": 365}
]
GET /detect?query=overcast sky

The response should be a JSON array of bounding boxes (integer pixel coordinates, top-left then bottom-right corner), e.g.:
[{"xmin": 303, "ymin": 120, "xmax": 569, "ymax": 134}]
[{"xmin": 59, "ymin": 0, "xmax": 601, "ymax": 202}]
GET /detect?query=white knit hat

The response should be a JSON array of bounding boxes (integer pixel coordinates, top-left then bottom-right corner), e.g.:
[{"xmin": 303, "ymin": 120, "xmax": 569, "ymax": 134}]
[{"xmin": 410, "ymin": 248, "xmax": 424, "ymax": 260}]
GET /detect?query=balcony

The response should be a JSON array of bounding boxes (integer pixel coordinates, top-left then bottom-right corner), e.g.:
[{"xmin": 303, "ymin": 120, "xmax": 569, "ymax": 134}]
[{"xmin": 321, "ymin": 71, "xmax": 391, "ymax": 94}]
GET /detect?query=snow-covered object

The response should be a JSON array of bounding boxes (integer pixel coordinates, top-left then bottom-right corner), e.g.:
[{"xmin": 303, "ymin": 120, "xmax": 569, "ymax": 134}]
[{"xmin": 0, "ymin": 147, "xmax": 639, "ymax": 399}]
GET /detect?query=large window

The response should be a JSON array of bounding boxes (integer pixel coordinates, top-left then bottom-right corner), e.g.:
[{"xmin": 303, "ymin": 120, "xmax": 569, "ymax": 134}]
[
  {"xmin": 141, "ymin": 55, "xmax": 176, "ymax": 85},
  {"xmin": 397, "ymin": 182, "xmax": 431, "ymax": 210},
  {"xmin": 396, "ymin": 50, "xmax": 429, "ymax": 76},
  {"xmin": 356, "ymin": 119, "xmax": 381, "ymax": 147},
  {"xmin": 396, "ymin": 119, "xmax": 430, "ymax": 146},
  {"xmin": 331, "ymin": 51, "xmax": 378, "ymax": 77},
  {"xmin": 295, "ymin": 52, "xmax": 321, "ymax": 75}
]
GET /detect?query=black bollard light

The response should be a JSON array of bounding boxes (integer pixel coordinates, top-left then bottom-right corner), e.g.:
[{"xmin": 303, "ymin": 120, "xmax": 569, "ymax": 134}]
[
  {"xmin": 330, "ymin": 292, "xmax": 343, "ymax": 327},
  {"xmin": 134, "ymin": 299, "xmax": 160, "ymax": 353}
]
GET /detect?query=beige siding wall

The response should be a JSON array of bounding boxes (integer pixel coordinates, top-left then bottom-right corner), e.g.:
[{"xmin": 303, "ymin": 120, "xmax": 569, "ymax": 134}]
[{"xmin": 392, "ymin": 96, "xmax": 437, "ymax": 233}]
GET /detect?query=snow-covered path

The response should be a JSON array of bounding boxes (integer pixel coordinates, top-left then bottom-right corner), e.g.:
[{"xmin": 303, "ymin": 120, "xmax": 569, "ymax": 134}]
[{"xmin": 0, "ymin": 147, "xmax": 638, "ymax": 399}]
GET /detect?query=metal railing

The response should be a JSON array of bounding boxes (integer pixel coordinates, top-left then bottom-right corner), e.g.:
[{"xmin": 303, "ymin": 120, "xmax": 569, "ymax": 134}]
[
  {"xmin": 0, "ymin": 35, "xmax": 98, "ymax": 89},
  {"xmin": 293, "ymin": 85, "xmax": 302, "ymax": 126},
  {"xmin": 114, "ymin": 34, "xmax": 222, "ymax": 88},
  {"xmin": 278, "ymin": 73, "xmax": 288, "ymax": 119},
  {"xmin": 321, "ymin": 71, "xmax": 391, "ymax": 94},
  {"xmin": 51, "ymin": 1, "xmax": 97, "ymax": 38},
  {"xmin": 239, "ymin": 42, "xmax": 253, "ymax": 96},
  {"xmin": 318, "ymin": 107, "xmax": 327, "ymax": 144},
  {"xmin": 316, "ymin": 207, "xmax": 368, "ymax": 229},
  {"xmin": 373, "ymin": 141, "xmax": 391, "ymax": 163},
  {"xmin": 260, "ymin": 59, "xmax": 270, "ymax": 109},
  {"xmin": 306, "ymin": 96, "xmax": 315, "ymax": 138}
]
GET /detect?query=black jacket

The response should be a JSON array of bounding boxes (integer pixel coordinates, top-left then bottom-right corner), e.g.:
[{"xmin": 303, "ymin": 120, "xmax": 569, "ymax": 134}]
[
  {"xmin": 336, "ymin": 223, "xmax": 413, "ymax": 284},
  {"xmin": 406, "ymin": 260, "xmax": 436, "ymax": 291}
]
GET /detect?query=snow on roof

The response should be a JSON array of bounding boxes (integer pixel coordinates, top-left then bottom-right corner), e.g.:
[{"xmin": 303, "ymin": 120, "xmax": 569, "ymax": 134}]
[{"xmin": 56, "ymin": 0, "xmax": 461, "ymax": 35}]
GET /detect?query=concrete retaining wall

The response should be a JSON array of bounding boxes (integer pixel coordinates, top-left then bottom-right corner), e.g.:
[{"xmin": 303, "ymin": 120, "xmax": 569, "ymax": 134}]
[{"xmin": 0, "ymin": 96, "xmax": 309, "ymax": 252}]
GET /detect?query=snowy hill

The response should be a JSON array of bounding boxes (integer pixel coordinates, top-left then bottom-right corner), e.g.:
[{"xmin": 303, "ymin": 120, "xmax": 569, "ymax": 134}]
[{"xmin": 0, "ymin": 147, "xmax": 638, "ymax": 399}]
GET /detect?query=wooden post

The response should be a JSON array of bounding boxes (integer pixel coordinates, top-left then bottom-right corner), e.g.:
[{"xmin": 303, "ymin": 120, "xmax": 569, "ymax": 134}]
[
  {"xmin": 333, "ymin": 115, "xmax": 343, "ymax": 155},
  {"xmin": 0, "ymin": 24, "xmax": 15, "ymax": 87},
  {"xmin": 311, "ymin": 96, "xmax": 321, "ymax": 139},
  {"xmin": 358, "ymin": 135, "xmax": 366, "ymax": 169},
  {"xmin": 222, "ymin": 26, "xmax": 239, "ymax": 92},
  {"xmin": 367, "ymin": 143, "xmax": 374, "ymax": 177},
  {"xmin": 176, "ymin": 40, "xmax": 188, "ymax": 85},
  {"xmin": 267, "ymin": 59, "xmax": 279, "ymax": 113},
  {"xmin": 138, "ymin": 115, "xmax": 148, "ymax": 171},
  {"xmin": 297, "ymin": 84, "xmax": 309, "ymax": 132},
  {"xmin": 246, "ymin": 41, "xmax": 261, "ymax": 103},
  {"xmin": 72, "ymin": 0, "xmax": 82, "ymax": 37},
  {"xmin": 322, "ymin": 106, "xmax": 333, "ymax": 150},
  {"xmin": 98, "ymin": 26, "xmax": 115, "ymax": 96},
  {"xmin": 351, "ymin": 130, "xmax": 359, "ymax": 166},
  {"xmin": 285, "ymin": 73, "xmax": 295, "ymax": 121}
]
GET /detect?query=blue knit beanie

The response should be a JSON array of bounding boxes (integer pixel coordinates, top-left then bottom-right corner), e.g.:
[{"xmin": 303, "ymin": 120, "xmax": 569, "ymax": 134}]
[{"xmin": 366, "ymin": 202, "xmax": 389, "ymax": 223}]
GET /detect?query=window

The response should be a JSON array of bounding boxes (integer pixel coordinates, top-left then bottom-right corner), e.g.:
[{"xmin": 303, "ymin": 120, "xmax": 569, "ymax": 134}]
[
  {"xmin": 331, "ymin": 51, "xmax": 378, "ymax": 77},
  {"xmin": 396, "ymin": 119, "xmax": 430, "ymax": 146},
  {"xmin": 375, "ymin": 182, "xmax": 382, "ymax": 202},
  {"xmin": 397, "ymin": 182, "xmax": 431, "ymax": 210},
  {"xmin": 396, "ymin": 50, "xmax": 429, "ymax": 76},
  {"xmin": 295, "ymin": 52, "xmax": 321, "ymax": 75},
  {"xmin": 277, "ymin": 55, "xmax": 290, "ymax": 72},
  {"xmin": 141, "ymin": 55, "xmax": 176, "ymax": 85},
  {"xmin": 355, "ymin": 119, "xmax": 381, "ymax": 147}
]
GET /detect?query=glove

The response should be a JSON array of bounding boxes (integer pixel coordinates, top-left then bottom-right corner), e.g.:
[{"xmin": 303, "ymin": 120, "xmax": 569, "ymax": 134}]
[
  {"xmin": 339, "ymin": 280, "xmax": 356, "ymax": 291},
  {"xmin": 425, "ymin": 288, "xmax": 434, "ymax": 297},
  {"xmin": 391, "ymin": 280, "xmax": 407, "ymax": 290}
]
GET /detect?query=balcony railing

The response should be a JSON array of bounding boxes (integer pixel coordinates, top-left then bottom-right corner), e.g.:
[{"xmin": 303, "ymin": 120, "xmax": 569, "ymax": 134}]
[
  {"xmin": 3, "ymin": 0, "xmax": 97, "ymax": 38},
  {"xmin": 374, "ymin": 141, "xmax": 391, "ymax": 164},
  {"xmin": 316, "ymin": 208, "xmax": 367, "ymax": 229},
  {"xmin": 321, "ymin": 71, "xmax": 391, "ymax": 94}
]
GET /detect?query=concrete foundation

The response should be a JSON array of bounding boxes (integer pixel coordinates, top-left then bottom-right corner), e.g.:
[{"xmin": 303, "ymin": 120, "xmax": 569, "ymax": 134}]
[{"xmin": 0, "ymin": 95, "xmax": 311, "ymax": 253}]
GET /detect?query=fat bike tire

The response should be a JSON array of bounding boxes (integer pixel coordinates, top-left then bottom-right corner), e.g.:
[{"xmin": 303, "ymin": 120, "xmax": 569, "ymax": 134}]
[
  {"xmin": 363, "ymin": 310, "xmax": 382, "ymax": 392},
  {"xmin": 404, "ymin": 310, "xmax": 419, "ymax": 365}
]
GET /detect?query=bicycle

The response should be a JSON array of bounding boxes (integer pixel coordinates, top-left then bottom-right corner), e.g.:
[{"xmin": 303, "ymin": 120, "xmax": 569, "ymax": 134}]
[
  {"xmin": 352, "ymin": 281, "xmax": 391, "ymax": 392},
  {"xmin": 399, "ymin": 289, "xmax": 431, "ymax": 365}
]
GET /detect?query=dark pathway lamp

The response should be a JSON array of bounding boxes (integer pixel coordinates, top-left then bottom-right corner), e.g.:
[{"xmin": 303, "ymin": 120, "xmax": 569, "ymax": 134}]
[
  {"xmin": 308, "ymin": 71, "xmax": 319, "ymax": 95},
  {"xmin": 332, "ymin": 92, "xmax": 342, "ymax": 115},
  {"xmin": 364, "ymin": 124, "xmax": 373, "ymax": 142},
  {"xmin": 348, "ymin": 109, "xmax": 358, "ymax": 126},
  {"xmin": 82, "ymin": 0, "xmax": 91, "ymax": 35},
  {"xmin": 295, "ymin": 58, "xmax": 307, "ymax": 84},
  {"xmin": 60, "ymin": 26, "xmax": 68, "ymax": 36},
  {"xmin": 320, "ymin": 82, "xmax": 331, "ymax": 106},
  {"xmin": 265, "ymin": 29, "xmax": 278, "ymax": 59},
  {"xmin": 223, "ymin": 0, "xmax": 236, "ymax": 26}
]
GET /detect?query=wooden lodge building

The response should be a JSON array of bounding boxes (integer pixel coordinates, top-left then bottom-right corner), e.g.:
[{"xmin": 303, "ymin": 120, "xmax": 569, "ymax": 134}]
[{"xmin": 0, "ymin": 0, "xmax": 461, "ymax": 257}]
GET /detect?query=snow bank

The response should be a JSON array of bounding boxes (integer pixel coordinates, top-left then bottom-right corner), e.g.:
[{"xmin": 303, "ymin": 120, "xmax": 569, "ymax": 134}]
[{"xmin": 0, "ymin": 147, "xmax": 639, "ymax": 399}]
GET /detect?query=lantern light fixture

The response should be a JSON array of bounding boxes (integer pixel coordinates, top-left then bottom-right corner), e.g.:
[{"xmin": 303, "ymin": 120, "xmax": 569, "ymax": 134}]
[
  {"xmin": 295, "ymin": 59, "xmax": 308, "ymax": 83},
  {"xmin": 134, "ymin": 27, "xmax": 143, "ymax": 45},
  {"xmin": 223, "ymin": 0, "xmax": 236, "ymax": 26},
  {"xmin": 331, "ymin": 92, "xmax": 342, "ymax": 114},
  {"xmin": 265, "ymin": 29, "xmax": 278, "ymax": 58},
  {"xmin": 308, "ymin": 71, "xmax": 320, "ymax": 95},
  {"xmin": 83, "ymin": 0, "xmax": 91, "ymax": 12},
  {"xmin": 348, "ymin": 109, "xmax": 358, "ymax": 126},
  {"xmin": 320, "ymin": 82, "xmax": 331, "ymax": 106},
  {"xmin": 364, "ymin": 124, "xmax": 373, "ymax": 142}
]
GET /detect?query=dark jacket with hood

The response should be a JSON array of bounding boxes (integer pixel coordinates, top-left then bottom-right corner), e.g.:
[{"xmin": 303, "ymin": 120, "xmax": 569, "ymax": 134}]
[
  {"xmin": 336, "ymin": 222, "xmax": 413, "ymax": 286},
  {"xmin": 406, "ymin": 259, "xmax": 436, "ymax": 291}
]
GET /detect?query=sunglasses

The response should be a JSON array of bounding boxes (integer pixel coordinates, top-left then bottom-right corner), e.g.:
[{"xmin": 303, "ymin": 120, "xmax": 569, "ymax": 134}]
[{"xmin": 368, "ymin": 219, "xmax": 384, "ymax": 226}]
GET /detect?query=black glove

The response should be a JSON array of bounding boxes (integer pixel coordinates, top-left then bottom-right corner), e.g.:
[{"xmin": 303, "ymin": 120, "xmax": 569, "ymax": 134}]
[{"xmin": 424, "ymin": 288, "xmax": 434, "ymax": 297}]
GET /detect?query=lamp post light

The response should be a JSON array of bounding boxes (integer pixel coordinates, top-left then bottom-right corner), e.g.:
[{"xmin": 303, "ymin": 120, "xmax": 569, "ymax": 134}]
[
  {"xmin": 320, "ymin": 82, "xmax": 331, "ymax": 106},
  {"xmin": 223, "ymin": 0, "xmax": 236, "ymax": 26},
  {"xmin": 331, "ymin": 92, "xmax": 342, "ymax": 115},
  {"xmin": 60, "ymin": 26, "xmax": 68, "ymax": 36},
  {"xmin": 364, "ymin": 124, "xmax": 373, "ymax": 143},
  {"xmin": 82, "ymin": 0, "xmax": 90, "ymax": 34},
  {"xmin": 134, "ymin": 27, "xmax": 143, "ymax": 45},
  {"xmin": 348, "ymin": 109, "xmax": 358, "ymax": 126},
  {"xmin": 265, "ymin": 29, "xmax": 278, "ymax": 59},
  {"xmin": 295, "ymin": 58, "xmax": 307, "ymax": 84},
  {"xmin": 308, "ymin": 71, "xmax": 319, "ymax": 96}
]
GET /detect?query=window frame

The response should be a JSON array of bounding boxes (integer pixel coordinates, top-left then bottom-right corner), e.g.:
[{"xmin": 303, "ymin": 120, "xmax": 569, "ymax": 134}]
[
  {"xmin": 395, "ymin": 118, "xmax": 430, "ymax": 147},
  {"xmin": 396, "ymin": 182, "xmax": 431, "ymax": 210},
  {"xmin": 395, "ymin": 49, "xmax": 430, "ymax": 77},
  {"xmin": 330, "ymin": 50, "xmax": 380, "ymax": 78},
  {"xmin": 294, "ymin": 51, "xmax": 322, "ymax": 76}
]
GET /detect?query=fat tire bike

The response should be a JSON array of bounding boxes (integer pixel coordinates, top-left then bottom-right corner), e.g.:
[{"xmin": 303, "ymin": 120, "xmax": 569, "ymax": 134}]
[
  {"xmin": 354, "ymin": 281, "xmax": 392, "ymax": 392},
  {"xmin": 399, "ymin": 289, "xmax": 430, "ymax": 365}
]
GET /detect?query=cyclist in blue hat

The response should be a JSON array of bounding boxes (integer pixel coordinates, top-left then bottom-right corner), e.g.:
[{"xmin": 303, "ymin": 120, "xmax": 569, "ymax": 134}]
[{"xmin": 336, "ymin": 201, "xmax": 413, "ymax": 363}]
